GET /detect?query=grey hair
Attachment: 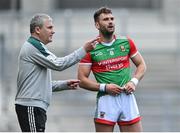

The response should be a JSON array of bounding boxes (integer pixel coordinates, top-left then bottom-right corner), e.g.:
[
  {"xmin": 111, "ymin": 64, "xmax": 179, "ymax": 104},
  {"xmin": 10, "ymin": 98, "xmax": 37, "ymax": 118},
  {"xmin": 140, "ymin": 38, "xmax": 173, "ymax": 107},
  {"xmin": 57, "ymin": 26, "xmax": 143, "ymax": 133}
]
[{"xmin": 30, "ymin": 13, "xmax": 52, "ymax": 33}]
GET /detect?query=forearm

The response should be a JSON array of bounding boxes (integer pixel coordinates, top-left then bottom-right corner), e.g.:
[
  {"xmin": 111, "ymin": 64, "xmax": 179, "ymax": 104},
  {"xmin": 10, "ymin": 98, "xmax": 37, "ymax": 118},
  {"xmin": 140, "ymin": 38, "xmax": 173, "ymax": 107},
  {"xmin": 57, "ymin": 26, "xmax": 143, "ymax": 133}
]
[
  {"xmin": 52, "ymin": 80, "xmax": 69, "ymax": 92},
  {"xmin": 79, "ymin": 78, "xmax": 100, "ymax": 91},
  {"xmin": 133, "ymin": 62, "xmax": 147, "ymax": 81},
  {"xmin": 32, "ymin": 47, "xmax": 86, "ymax": 71},
  {"xmin": 52, "ymin": 47, "xmax": 86, "ymax": 71},
  {"xmin": 131, "ymin": 52, "xmax": 147, "ymax": 81}
]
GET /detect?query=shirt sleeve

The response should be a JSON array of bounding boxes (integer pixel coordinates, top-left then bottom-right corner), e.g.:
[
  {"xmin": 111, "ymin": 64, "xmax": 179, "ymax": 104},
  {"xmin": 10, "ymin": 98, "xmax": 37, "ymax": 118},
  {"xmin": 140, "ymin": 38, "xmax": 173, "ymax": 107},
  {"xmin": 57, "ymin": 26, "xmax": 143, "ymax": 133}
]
[
  {"xmin": 29, "ymin": 47, "xmax": 86, "ymax": 71},
  {"xmin": 128, "ymin": 38, "xmax": 138, "ymax": 58},
  {"xmin": 79, "ymin": 52, "xmax": 92, "ymax": 65},
  {"xmin": 52, "ymin": 80, "xmax": 70, "ymax": 92}
]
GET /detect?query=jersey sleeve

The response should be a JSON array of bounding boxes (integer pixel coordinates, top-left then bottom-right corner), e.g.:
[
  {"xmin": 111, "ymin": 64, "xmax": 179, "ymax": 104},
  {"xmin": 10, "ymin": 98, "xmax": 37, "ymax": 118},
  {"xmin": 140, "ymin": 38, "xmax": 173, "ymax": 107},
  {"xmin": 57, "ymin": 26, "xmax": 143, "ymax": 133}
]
[
  {"xmin": 128, "ymin": 38, "xmax": 138, "ymax": 58},
  {"xmin": 79, "ymin": 52, "xmax": 92, "ymax": 65}
]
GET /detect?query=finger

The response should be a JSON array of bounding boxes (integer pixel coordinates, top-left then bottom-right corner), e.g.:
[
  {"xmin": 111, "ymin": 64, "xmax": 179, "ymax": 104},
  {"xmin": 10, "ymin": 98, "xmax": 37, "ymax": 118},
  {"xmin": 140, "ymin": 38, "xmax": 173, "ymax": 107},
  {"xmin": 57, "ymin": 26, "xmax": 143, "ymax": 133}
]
[
  {"xmin": 126, "ymin": 88, "xmax": 134, "ymax": 94},
  {"xmin": 71, "ymin": 86, "xmax": 78, "ymax": 89},
  {"xmin": 111, "ymin": 92, "xmax": 118, "ymax": 96},
  {"xmin": 116, "ymin": 88, "xmax": 122, "ymax": 93},
  {"xmin": 71, "ymin": 84, "xmax": 79, "ymax": 88},
  {"xmin": 91, "ymin": 37, "xmax": 100, "ymax": 42},
  {"xmin": 70, "ymin": 85, "xmax": 78, "ymax": 89},
  {"xmin": 122, "ymin": 85, "xmax": 126, "ymax": 90},
  {"xmin": 70, "ymin": 80, "xmax": 80, "ymax": 83},
  {"xmin": 74, "ymin": 83, "xmax": 79, "ymax": 86},
  {"xmin": 113, "ymin": 88, "xmax": 122, "ymax": 95},
  {"xmin": 116, "ymin": 86, "xmax": 123, "ymax": 90},
  {"xmin": 124, "ymin": 84, "xmax": 131, "ymax": 90},
  {"xmin": 68, "ymin": 81, "xmax": 79, "ymax": 86},
  {"xmin": 118, "ymin": 87, "xmax": 125, "ymax": 92}
]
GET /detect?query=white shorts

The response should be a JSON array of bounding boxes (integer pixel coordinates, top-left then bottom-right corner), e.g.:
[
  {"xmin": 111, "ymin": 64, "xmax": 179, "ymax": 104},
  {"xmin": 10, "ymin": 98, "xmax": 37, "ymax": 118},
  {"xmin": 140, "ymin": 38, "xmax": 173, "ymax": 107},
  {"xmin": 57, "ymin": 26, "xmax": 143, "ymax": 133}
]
[{"xmin": 94, "ymin": 92, "xmax": 141, "ymax": 126}]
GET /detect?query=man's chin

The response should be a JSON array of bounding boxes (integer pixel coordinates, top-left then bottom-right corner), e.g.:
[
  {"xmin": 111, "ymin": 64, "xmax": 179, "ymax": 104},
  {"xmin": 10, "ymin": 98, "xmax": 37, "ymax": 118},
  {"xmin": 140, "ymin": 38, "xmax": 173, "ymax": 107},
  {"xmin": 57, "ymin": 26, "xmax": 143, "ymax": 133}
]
[
  {"xmin": 109, "ymin": 29, "xmax": 114, "ymax": 33},
  {"xmin": 106, "ymin": 31, "xmax": 114, "ymax": 36},
  {"xmin": 101, "ymin": 29, "xmax": 114, "ymax": 37}
]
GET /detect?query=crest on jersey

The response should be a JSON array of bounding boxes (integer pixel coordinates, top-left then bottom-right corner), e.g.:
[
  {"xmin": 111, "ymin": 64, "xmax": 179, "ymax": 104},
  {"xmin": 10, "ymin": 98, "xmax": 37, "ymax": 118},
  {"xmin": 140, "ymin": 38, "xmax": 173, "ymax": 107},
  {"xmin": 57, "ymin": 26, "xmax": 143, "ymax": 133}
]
[
  {"xmin": 120, "ymin": 45, "xmax": 125, "ymax": 52},
  {"xmin": 100, "ymin": 111, "xmax": 105, "ymax": 118}
]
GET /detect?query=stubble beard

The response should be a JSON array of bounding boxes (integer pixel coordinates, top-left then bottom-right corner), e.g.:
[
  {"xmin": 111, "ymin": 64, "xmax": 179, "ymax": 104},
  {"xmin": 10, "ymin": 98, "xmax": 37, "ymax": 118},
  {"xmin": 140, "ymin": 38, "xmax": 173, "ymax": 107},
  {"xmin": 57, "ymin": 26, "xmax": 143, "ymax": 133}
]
[{"xmin": 101, "ymin": 29, "xmax": 114, "ymax": 39}]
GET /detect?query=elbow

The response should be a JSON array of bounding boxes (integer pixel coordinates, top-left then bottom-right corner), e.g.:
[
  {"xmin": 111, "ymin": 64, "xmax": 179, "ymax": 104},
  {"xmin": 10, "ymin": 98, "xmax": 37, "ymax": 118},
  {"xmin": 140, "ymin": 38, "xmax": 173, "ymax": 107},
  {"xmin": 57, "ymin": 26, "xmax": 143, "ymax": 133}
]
[
  {"xmin": 79, "ymin": 82, "xmax": 84, "ymax": 88},
  {"xmin": 78, "ymin": 75, "xmax": 88, "ymax": 89},
  {"xmin": 78, "ymin": 78, "xmax": 86, "ymax": 88},
  {"xmin": 78, "ymin": 75, "xmax": 84, "ymax": 88}
]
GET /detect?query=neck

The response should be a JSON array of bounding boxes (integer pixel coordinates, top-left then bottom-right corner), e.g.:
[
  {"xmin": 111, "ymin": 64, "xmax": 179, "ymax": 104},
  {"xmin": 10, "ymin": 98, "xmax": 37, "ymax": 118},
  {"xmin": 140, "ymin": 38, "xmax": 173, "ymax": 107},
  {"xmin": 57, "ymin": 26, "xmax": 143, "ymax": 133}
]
[
  {"xmin": 31, "ymin": 34, "xmax": 46, "ymax": 45},
  {"xmin": 99, "ymin": 33, "xmax": 115, "ymax": 43}
]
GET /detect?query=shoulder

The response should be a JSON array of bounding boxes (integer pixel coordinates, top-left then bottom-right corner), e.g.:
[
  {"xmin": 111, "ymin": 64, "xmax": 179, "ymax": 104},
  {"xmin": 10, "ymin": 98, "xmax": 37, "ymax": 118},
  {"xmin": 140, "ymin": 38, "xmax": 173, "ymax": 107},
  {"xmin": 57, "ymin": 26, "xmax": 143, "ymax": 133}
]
[
  {"xmin": 116, "ymin": 35, "xmax": 136, "ymax": 45},
  {"xmin": 25, "ymin": 41, "xmax": 40, "ymax": 52},
  {"xmin": 115, "ymin": 36, "xmax": 129, "ymax": 44},
  {"xmin": 116, "ymin": 35, "xmax": 128, "ymax": 40},
  {"xmin": 19, "ymin": 41, "xmax": 41, "ymax": 57}
]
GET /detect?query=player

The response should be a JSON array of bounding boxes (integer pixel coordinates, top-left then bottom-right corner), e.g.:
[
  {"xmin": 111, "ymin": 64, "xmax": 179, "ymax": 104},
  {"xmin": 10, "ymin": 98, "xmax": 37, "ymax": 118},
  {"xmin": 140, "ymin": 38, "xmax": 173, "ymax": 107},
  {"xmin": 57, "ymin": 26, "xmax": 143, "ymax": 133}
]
[{"xmin": 78, "ymin": 7, "xmax": 146, "ymax": 132}]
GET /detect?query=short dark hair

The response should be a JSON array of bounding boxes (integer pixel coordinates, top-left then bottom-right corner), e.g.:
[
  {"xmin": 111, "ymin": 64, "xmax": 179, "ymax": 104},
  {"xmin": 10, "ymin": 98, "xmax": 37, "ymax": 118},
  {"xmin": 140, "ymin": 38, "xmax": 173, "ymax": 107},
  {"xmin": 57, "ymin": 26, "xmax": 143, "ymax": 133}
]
[{"xmin": 94, "ymin": 7, "xmax": 112, "ymax": 22}]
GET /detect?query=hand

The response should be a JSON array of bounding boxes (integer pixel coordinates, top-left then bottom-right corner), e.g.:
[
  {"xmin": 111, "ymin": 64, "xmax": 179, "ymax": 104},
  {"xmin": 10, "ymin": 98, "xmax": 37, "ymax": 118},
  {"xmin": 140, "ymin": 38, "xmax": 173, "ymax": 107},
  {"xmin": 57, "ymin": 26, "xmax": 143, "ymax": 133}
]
[
  {"xmin": 105, "ymin": 83, "xmax": 124, "ymax": 96},
  {"xmin": 67, "ymin": 79, "xmax": 80, "ymax": 89},
  {"xmin": 123, "ymin": 81, "xmax": 136, "ymax": 95},
  {"xmin": 83, "ymin": 37, "xmax": 100, "ymax": 52}
]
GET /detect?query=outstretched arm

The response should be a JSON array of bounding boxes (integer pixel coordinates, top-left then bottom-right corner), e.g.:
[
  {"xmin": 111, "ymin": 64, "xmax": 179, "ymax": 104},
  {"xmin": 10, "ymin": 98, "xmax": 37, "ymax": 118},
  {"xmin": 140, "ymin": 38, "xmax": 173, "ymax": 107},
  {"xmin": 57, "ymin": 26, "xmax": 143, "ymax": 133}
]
[
  {"xmin": 52, "ymin": 79, "xmax": 80, "ymax": 92},
  {"xmin": 30, "ymin": 37, "xmax": 99, "ymax": 71}
]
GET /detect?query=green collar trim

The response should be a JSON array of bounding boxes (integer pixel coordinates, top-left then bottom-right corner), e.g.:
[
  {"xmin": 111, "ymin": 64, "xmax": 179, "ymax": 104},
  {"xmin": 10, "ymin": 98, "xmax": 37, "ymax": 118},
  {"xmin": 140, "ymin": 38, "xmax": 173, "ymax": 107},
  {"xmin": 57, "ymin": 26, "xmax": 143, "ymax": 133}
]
[{"xmin": 28, "ymin": 36, "xmax": 49, "ymax": 57}]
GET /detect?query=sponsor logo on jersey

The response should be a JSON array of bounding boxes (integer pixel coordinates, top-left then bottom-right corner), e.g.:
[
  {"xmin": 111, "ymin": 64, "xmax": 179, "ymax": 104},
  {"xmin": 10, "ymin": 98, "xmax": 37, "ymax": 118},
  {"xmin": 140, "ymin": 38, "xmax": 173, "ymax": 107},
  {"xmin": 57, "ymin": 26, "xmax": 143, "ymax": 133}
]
[
  {"xmin": 95, "ymin": 52, "xmax": 103, "ymax": 56},
  {"xmin": 92, "ymin": 55, "xmax": 129, "ymax": 72}
]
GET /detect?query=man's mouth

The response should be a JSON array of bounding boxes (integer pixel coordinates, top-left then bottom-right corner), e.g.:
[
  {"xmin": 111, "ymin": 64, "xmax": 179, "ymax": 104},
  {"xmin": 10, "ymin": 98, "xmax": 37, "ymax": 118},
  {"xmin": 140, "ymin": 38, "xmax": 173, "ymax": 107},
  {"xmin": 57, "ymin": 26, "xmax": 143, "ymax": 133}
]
[{"xmin": 108, "ymin": 25, "xmax": 114, "ymax": 30}]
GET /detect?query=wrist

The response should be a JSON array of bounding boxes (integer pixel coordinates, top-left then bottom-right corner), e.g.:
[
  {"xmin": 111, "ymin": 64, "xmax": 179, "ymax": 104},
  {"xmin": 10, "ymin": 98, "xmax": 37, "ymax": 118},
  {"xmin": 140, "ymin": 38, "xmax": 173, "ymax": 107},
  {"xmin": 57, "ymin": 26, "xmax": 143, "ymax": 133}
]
[
  {"xmin": 130, "ymin": 78, "xmax": 139, "ymax": 86},
  {"xmin": 99, "ymin": 83, "xmax": 106, "ymax": 92}
]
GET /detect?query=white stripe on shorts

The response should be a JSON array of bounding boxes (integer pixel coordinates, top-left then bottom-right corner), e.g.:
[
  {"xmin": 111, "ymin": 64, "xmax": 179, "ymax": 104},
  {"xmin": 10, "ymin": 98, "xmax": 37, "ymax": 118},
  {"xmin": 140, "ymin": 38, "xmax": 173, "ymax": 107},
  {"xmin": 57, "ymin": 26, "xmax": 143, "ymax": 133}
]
[{"xmin": 28, "ymin": 106, "xmax": 36, "ymax": 132}]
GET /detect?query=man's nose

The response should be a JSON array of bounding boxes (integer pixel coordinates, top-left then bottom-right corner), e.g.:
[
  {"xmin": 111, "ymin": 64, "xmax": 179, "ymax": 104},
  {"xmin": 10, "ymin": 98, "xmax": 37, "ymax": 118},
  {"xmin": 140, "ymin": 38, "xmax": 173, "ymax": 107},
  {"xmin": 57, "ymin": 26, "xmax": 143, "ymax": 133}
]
[
  {"xmin": 108, "ymin": 19, "xmax": 113, "ymax": 23},
  {"xmin": 109, "ymin": 21, "xmax": 113, "ymax": 25}
]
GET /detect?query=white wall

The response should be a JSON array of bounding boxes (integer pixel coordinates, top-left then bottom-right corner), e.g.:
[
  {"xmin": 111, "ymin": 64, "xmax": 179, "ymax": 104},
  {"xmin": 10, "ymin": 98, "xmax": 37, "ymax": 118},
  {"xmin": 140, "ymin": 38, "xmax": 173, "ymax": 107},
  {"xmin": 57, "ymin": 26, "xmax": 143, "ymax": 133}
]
[
  {"xmin": 21, "ymin": 0, "xmax": 56, "ymax": 13},
  {"xmin": 162, "ymin": 0, "xmax": 180, "ymax": 23}
]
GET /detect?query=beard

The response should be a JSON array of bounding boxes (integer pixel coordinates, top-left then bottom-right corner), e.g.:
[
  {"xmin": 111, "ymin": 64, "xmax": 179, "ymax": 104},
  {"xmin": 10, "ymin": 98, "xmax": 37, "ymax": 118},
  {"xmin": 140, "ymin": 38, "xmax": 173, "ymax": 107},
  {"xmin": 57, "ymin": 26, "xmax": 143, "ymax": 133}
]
[{"xmin": 100, "ymin": 27, "xmax": 114, "ymax": 39}]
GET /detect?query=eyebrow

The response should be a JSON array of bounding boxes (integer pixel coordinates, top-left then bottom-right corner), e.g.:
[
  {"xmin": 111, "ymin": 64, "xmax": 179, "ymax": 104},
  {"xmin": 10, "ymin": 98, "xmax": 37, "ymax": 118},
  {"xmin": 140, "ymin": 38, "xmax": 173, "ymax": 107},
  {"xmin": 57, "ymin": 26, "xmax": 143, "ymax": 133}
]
[{"xmin": 103, "ymin": 16, "xmax": 114, "ymax": 20}]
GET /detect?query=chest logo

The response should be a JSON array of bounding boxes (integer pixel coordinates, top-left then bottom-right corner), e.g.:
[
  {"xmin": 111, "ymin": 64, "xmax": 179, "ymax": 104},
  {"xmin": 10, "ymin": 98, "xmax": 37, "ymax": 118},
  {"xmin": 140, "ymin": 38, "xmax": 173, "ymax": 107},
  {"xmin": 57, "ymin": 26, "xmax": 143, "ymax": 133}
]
[{"xmin": 120, "ymin": 45, "xmax": 125, "ymax": 52}]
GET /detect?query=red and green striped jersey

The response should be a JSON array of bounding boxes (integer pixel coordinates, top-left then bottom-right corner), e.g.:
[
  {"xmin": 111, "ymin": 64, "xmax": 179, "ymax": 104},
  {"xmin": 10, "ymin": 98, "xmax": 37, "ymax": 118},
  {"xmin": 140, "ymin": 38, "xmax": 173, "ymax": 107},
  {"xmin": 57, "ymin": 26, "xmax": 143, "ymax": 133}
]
[{"xmin": 79, "ymin": 36, "xmax": 138, "ymax": 97}]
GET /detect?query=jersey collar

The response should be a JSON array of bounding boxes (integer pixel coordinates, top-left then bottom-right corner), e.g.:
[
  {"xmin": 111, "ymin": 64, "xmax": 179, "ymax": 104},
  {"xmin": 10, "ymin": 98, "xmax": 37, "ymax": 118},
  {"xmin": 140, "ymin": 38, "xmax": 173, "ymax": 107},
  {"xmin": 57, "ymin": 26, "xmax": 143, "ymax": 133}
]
[{"xmin": 98, "ymin": 35, "xmax": 116, "ymax": 46}]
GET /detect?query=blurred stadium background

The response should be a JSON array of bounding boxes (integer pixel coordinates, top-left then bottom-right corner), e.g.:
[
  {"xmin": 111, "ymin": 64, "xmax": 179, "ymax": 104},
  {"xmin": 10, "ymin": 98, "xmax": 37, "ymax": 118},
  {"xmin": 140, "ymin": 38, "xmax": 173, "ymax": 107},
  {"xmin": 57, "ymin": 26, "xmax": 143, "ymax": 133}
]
[{"xmin": 0, "ymin": 0, "xmax": 180, "ymax": 132}]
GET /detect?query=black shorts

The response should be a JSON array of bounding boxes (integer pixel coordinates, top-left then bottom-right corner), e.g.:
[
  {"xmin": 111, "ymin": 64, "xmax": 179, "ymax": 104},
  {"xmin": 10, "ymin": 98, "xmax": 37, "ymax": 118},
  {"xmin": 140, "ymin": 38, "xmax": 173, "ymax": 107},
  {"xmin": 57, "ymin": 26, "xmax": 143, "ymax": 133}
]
[{"xmin": 15, "ymin": 104, "xmax": 47, "ymax": 132}]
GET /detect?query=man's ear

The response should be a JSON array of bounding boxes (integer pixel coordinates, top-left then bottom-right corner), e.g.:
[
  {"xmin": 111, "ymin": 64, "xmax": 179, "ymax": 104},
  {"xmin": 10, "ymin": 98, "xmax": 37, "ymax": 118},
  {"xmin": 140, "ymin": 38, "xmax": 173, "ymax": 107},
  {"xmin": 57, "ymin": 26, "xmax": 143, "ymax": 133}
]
[
  {"xmin": 34, "ymin": 26, "xmax": 41, "ymax": 34},
  {"xmin": 95, "ymin": 22, "xmax": 100, "ymax": 30}
]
